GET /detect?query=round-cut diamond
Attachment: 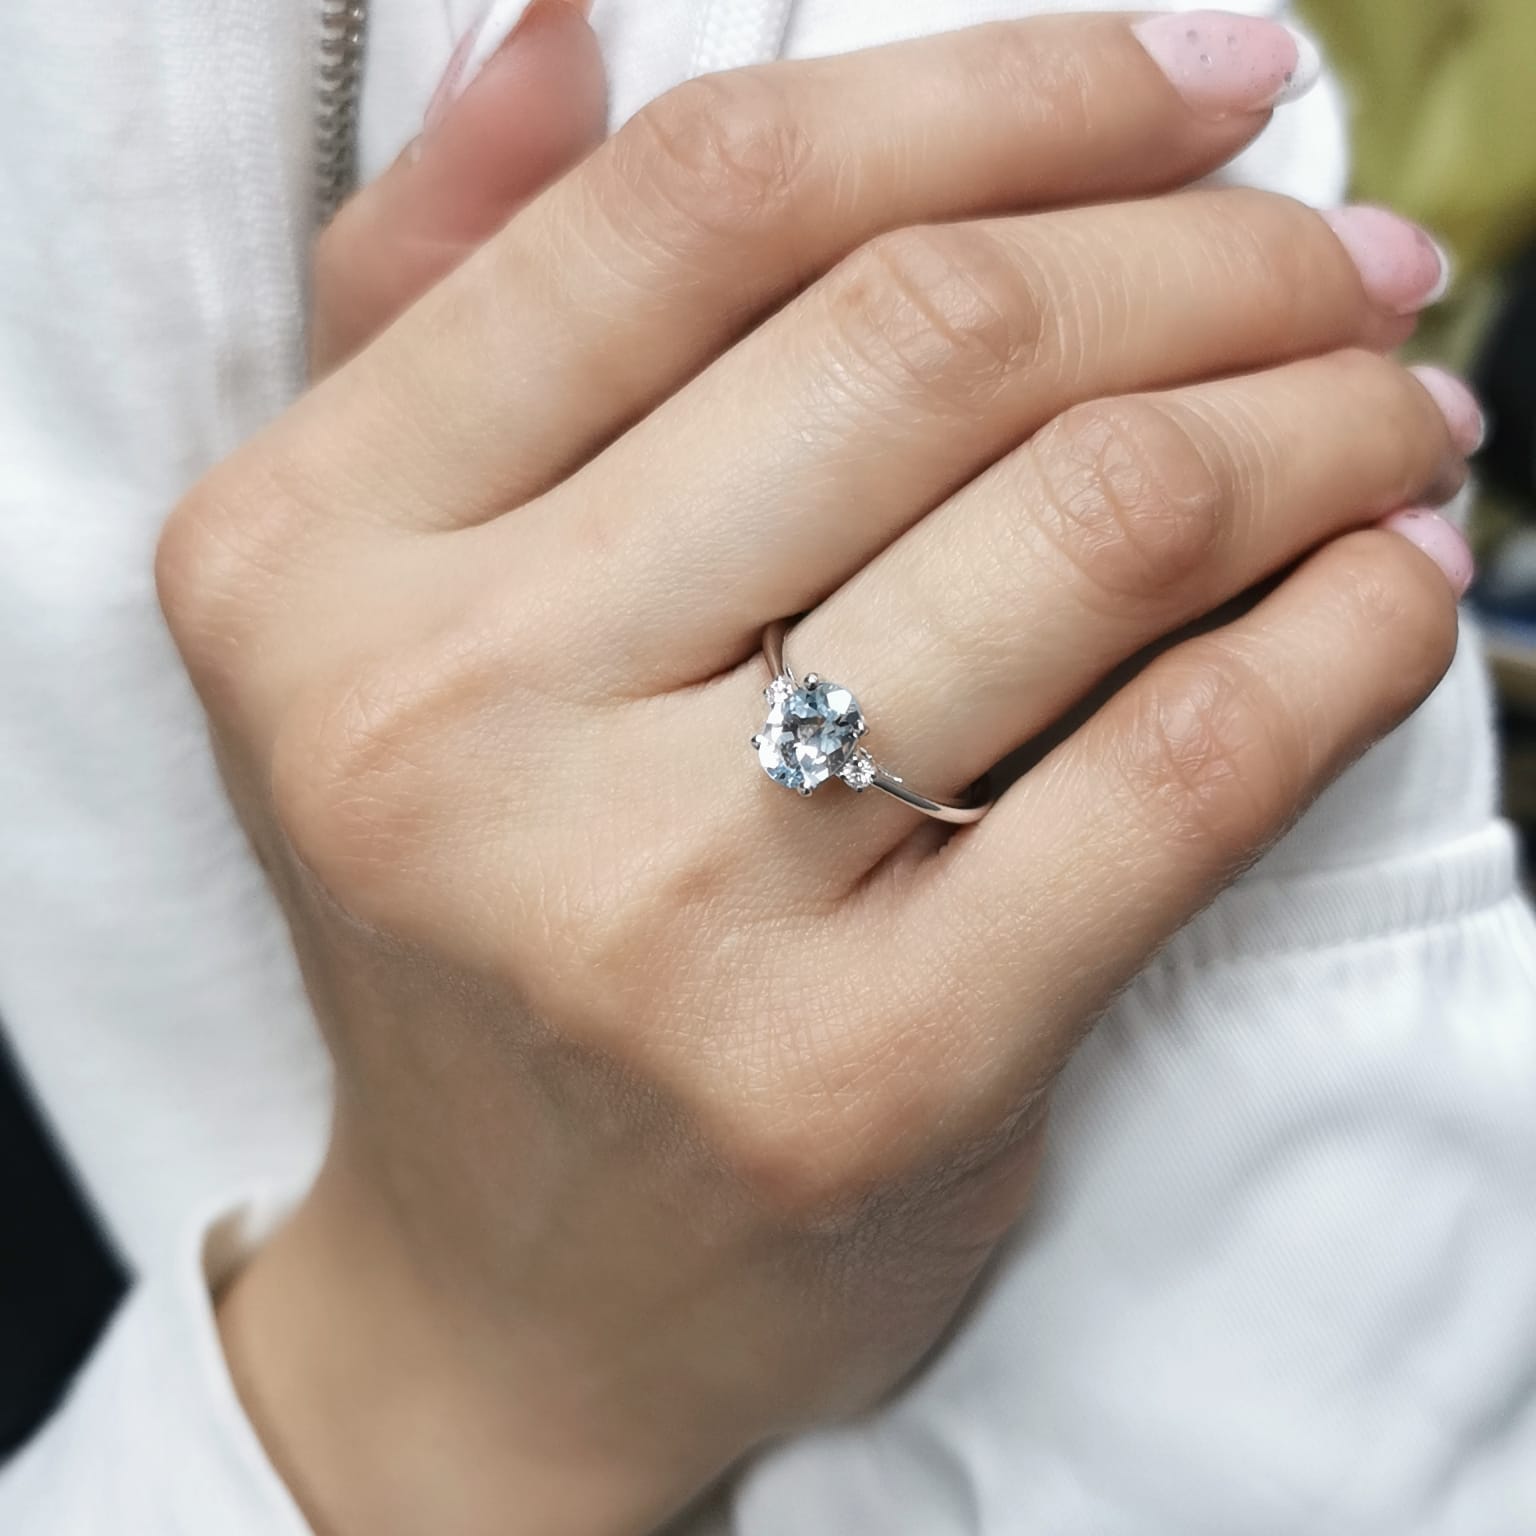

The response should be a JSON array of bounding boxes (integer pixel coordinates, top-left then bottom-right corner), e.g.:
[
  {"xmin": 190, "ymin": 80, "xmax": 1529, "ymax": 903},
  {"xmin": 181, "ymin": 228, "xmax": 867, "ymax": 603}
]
[
  {"xmin": 840, "ymin": 748, "xmax": 877, "ymax": 791},
  {"xmin": 756, "ymin": 676, "xmax": 867, "ymax": 793}
]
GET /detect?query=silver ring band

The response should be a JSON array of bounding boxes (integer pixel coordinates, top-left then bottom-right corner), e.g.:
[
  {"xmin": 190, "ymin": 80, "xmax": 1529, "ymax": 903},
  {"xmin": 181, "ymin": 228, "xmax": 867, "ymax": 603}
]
[{"xmin": 751, "ymin": 620, "xmax": 992, "ymax": 825}]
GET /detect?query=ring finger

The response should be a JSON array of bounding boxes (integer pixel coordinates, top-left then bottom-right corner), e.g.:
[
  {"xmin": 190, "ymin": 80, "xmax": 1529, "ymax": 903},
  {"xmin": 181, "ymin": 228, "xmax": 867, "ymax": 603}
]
[
  {"xmin": 529, "ymin": 191, "xmax": 1443, "ymax": 690},
  {"xmin": 741, "ymin": 347, "xmax": 1473, "ymax": 846}
]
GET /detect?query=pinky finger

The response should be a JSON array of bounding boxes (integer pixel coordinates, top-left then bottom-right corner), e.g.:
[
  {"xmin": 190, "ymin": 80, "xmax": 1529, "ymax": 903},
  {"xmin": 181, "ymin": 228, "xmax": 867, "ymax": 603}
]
[{"xmin": 910, "ymin": 525, "xmax": 1465, "ymax": 1079}]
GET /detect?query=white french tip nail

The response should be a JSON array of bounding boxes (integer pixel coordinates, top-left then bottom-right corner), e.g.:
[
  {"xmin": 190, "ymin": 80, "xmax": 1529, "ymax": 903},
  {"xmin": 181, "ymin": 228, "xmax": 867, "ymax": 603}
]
[
  {"xmin": 1426, "ymin": 237, "xmax": 1456, "ymax": 305},
  {"xmin": 460, "ymin": 0, "xmax": 538, "ymax": 86},
  {"xmin": 1271, "ymin": 27, "xmax": 1322, "ymax": 107},
  {"xmin": 424, "ymin": 0, "xmax": 534, "ymax": 129}
]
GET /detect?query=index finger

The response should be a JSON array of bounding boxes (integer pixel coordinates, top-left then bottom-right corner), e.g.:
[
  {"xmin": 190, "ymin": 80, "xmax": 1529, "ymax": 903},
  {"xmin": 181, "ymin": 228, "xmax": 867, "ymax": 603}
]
[{"xmin": 289, "ymin": 10, "xmax": 1321, "ymax": 528}]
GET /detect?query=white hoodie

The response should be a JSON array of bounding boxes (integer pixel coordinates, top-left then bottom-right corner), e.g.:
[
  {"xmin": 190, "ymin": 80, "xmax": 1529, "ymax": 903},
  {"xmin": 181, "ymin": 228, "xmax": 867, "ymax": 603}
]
[{"xmin": 1, "ymin": 1, "xmax": 1534, "ymax": 1531}]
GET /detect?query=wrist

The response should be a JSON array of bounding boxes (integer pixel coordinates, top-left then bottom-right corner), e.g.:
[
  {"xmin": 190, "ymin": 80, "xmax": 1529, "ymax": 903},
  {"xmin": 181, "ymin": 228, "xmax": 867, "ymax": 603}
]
[{"xmin": 217, "ymin": 1134, "xmax": 743, "ymax": 1536}]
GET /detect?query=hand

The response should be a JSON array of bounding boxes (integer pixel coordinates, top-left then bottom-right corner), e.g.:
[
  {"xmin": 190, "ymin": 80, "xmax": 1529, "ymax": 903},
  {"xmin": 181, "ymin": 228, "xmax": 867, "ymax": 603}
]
[{"xmin": 158, "ymin": 14, "xmax": 1477, "ymax": 1536}]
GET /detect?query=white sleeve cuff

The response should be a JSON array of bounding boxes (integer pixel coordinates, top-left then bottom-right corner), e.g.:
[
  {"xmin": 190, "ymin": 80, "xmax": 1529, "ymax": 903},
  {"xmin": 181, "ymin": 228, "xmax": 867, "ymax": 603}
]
[{"xmin": 0, "ymin": 1194, "xmax": 312, "ymax": 1535}]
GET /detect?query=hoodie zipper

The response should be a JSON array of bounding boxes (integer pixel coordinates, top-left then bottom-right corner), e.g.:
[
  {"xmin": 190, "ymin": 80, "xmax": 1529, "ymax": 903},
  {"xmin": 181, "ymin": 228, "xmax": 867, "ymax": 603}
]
[
  {"xmin": 316, "ymin": 0, "xmax": 370, "ymax": 226},
  {"xmin": 692, "ymin": 0, "xmax": 795, "ymax": 73}
]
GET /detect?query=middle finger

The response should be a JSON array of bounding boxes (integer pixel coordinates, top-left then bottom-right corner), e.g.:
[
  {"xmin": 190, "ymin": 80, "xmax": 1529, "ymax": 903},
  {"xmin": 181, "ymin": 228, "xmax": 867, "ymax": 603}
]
[{"xmin": 533, "ymin": 190, "xmax": 1443, "ymax": 689}]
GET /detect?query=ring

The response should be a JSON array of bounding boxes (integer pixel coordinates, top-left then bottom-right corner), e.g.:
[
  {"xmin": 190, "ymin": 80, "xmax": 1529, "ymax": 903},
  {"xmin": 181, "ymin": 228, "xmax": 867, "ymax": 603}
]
[{"xmin": 750, "ymin": 620, "xmax": 993, "ymax": 825}]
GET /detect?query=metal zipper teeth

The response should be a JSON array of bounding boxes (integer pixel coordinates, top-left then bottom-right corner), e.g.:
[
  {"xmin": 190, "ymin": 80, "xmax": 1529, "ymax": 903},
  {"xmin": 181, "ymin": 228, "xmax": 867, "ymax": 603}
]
[{"xmin": 315, "ymin": 0, "xmax": 369, "ymax": 227}]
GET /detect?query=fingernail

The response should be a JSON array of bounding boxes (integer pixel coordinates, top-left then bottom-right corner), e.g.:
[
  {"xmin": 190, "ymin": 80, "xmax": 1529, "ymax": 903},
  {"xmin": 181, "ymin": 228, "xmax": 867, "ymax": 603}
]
[
  {"xmin": 1323, "ymin": 206, "xmax": 1452, "ymax": 316},
  {"xmin": 1131, "ymin": 12, "xmax": 1321, "ymax": 117},
  {"xmin": 1380, "ymin": 509, "xmax": 1475, "ymax": 597},
  {"xmin": 1411, "ymin": 366, "xmax": 1486, "ymax": 456},
  {"xmin": 424, "ymin": 0, "xmax": 592, "ymax": 133}
]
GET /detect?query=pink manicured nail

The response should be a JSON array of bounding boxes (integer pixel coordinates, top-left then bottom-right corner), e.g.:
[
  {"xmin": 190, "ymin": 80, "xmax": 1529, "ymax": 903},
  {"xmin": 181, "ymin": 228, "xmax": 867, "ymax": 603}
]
[
  {"xmin": 1131, "ymin": 11, "xmax": 1321, "ymax": 117},
  {"xmin": 1381, "ymin": 509, "xmax": 1475, "ymax": 597},
  {"xmin": 424, "ymin": 0, "xmax": 592, "ymax": 132},
  {"xmin": 1323, "ymin": 206, "xmax": 1451, "ymax": 316},
  {"xmin": 1411, "ymin": 366, "xmax": 1486, "ymax": 455}
]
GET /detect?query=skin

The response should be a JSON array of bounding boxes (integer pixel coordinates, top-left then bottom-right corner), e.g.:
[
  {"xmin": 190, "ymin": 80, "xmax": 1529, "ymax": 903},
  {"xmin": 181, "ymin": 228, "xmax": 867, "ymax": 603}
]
[{"xmin": 159, "ymin": 13, "xmax": 1469, "ymax": 1536}]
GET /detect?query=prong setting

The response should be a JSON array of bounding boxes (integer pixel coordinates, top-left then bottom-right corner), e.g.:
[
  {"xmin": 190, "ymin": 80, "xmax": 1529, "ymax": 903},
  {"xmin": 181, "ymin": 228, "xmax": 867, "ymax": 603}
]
[
  {"xmin": 839, "ymin": 749, "xmax": 877, "ymax": 792},
  {"xmin": 754, "ymin": 669, "xmax": 867, "ymax": 795},
  {"xmin": 752, "ymin": 619, "xmax": 993, "ymax": 824}
]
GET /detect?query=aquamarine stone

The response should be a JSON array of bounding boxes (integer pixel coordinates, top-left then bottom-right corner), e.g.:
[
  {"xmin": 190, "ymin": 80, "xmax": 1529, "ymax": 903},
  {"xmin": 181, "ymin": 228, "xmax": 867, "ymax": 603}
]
[{"xmin": 756, "ymin": 676, "xmax": 866, "ymax": 793}]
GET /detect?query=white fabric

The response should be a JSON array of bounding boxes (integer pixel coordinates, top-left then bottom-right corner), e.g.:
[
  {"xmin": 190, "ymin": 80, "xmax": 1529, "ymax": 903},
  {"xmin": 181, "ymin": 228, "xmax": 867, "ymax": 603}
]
[
  {"xmin": 0, "ymin": 1198, "xmax": 309, "ymax": 1534},
  {"xmin": 0, "ymin": 0, "xmax": 1532, "ymax": 1531}
]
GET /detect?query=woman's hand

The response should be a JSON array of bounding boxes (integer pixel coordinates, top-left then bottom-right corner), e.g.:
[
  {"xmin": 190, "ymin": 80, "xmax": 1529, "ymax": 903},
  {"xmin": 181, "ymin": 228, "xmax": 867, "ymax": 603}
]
[{"xmin": 158, "ymin": 14, "xmax": 1477, "ymax": 1536}]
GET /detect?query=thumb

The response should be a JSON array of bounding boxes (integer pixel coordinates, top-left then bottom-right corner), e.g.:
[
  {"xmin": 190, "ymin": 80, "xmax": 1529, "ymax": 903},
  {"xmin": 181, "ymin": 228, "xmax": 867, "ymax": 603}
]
[{"xmin": 311, "ymin": 0, "xmax": 605, "ymax": 375}]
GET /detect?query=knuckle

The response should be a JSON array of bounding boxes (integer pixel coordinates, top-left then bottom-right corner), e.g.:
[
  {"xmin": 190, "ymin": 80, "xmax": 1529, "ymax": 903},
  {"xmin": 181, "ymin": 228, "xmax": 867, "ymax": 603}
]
[
  {"xmin": 155, "ymin": 483, "xmax": 234, "ymax": 650},
  {"xmin": 1333, "ymin": 535, "xmax": 1422, "ymax": 635},
  {"xmin": 1116, "ymin": 642, "xmax": 1299, "ymax": 862},
  {"xmin": 823, "ymin": 225, "xmax": 1046, "ymax": 414},
  {"xmin": 155, "ymin": 467, "xmax": 292, "ymax": 693},
  {"xmin": 617, "ymin": 70, "xmax": 811, "ymax": 246},
  {"xmin": 1328, "ymin": 531, "xmax": 1459, "ymax": 708},
  {"xmin": 1032, "ymin": 395, "xmax": 1228, "ymax": 606},
  {"xmin": 269, "ymin": 652, "xmax": 465, "ymax": 921}
]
